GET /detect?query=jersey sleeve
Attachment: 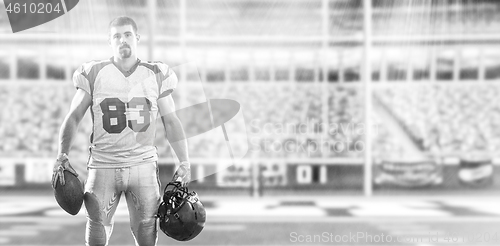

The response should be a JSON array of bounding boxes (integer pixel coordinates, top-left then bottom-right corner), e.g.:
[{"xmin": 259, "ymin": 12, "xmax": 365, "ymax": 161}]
[
  {"xmin": 72, "ymin": 64, "xmax": 92, "ymax": 95},
  {"xmin": 158, "ymin": 63, "xmax": 178, "ymax": 98}
]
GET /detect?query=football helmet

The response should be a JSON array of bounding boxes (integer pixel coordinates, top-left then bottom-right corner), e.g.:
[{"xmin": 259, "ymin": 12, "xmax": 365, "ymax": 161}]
[{"xmin": 157, "ymin": 182, "xmax": 206, "ymax": 241}]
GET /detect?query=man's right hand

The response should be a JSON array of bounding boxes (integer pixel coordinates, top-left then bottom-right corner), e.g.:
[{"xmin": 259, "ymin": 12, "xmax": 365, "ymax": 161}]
[
  {"xmin": 51, "ymin": 153, "xmax": 78, "ymax": 189},
  {"xmin": 172, "ymin": 161, "xmax": 191, "ymax": 187}
]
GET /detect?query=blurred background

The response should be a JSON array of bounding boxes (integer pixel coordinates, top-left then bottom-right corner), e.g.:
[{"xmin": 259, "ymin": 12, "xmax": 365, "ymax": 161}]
[{"xmin": 1, "ymin": 0, "xmax": 500, "ymax": 245}]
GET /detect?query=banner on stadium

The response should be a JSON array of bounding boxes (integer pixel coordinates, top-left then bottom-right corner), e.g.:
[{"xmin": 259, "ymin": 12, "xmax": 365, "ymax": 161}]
[
  {"xmin": 0, "ymin": 162, "xmax": 15, "ymax": 186},
  {"xmin": 216, "ymin": 161, "xmax": 287, "ymax": 187},
  {"xmin": 216, "ymin": 160, "xmax": 252, "ymax": 187},
  {"xmin": 259, "ymin": 161, "xmax": 287, "ymax": 187},
  {"xmin": 458, "ymin": 158, "xmax": 493, "ymax": 187},
  {"xmin": 374, "ymin": 159, "xmax": 443, "ymax": 187}
]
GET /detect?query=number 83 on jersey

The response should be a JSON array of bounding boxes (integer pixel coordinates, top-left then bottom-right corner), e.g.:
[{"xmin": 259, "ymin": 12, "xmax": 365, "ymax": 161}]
[{"xmin": 100, "ymin": 97, "xmax": 152, "ymax": 134}]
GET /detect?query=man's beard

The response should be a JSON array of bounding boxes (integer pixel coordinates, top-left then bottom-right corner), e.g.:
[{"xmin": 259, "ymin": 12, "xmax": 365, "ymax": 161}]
[
  {"xmin": 119, "ymin": 44, "xmax": 131, "ymax": 58},
  {"xmin": 119, "ymin": 48, "xmax": 131, "ymax": 58}
]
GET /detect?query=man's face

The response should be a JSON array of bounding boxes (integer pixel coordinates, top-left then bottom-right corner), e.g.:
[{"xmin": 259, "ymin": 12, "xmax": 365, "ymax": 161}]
[{"xmin": 109, "ymin": 25, "xmax": 139, "ymax": 59}]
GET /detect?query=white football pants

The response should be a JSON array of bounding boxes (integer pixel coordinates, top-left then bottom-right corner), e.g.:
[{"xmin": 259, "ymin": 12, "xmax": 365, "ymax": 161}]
[{"xmin": 83, "ymin": 162, "xmax": 161, "ymax": 246}]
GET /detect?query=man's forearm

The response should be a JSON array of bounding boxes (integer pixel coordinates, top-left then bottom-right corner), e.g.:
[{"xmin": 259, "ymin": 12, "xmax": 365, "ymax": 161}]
[
  {"xmin": 58, "ymin": 115, "xmax": 80, "ymax": 156},
  {"xmin": 57, "ymin": 88, "xmax": 91, "ymax": 157},
  {"xmin": 163, "ymin": 116, "xmax": 189, "ymax": 163},
  {"xmin": 170, "ymin": 140, "xmax": 189, "ymax": 163}
]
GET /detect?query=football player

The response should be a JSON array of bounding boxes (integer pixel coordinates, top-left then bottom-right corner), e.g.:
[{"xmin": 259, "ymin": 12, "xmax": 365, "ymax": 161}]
[{"xmin": 51, "ymin": 16, "xmax": 191, "ymax": 246}]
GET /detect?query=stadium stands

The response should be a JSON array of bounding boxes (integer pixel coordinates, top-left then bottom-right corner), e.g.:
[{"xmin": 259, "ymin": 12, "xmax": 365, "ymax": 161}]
[
  {"xmin": 8, "ymin": 81, "xmax": 500, "ymax": 160},
  {"xmin": 0, "ymin": 84, "xmax": 80, "ymax": 157},
  {"xmin": 0, "ymin": 83, "xmax": 361, "ymax": 158},
  {"xmin": 1, "ymin": 0, "xmax": 500, "ymax": 163},
  {"xmin": 376, "ymin": 84, "xmax": 500, "ymax": 156}
]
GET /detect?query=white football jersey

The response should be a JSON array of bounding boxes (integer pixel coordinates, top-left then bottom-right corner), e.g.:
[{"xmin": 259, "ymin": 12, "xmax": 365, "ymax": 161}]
[{"xmin": 73, "ymin": 58, "xmax": 177, "ymax": 168}]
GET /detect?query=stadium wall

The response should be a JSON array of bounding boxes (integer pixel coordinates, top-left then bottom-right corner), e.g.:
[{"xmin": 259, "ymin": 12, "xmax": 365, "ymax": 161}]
[{"xmin": 2, "ymin": 158, "xmax": 500, "ymax": 196}]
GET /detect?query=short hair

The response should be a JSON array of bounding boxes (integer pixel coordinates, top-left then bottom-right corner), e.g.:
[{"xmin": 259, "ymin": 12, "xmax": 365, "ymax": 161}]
[{"xmin": 109, "ymin": 16, "xmax": 138, "ymax": 33}]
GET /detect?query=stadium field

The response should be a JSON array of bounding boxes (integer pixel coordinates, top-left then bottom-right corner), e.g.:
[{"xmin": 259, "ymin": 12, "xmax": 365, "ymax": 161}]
[{"xmin": 2, "ymin": 195, "xmax": 500, "ymax": 246}]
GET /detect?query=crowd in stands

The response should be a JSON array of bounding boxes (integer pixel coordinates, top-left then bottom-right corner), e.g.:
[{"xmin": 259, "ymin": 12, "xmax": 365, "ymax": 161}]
[
  {"xmin": 2, "ymin": 82, "xmax": 500, "ymax": 159},
  {"xmin": 376, "ymin": 84, "xmax": 500, "ymax": 156},
  {"xmin": 372, "ymin": 112, "xmax": 401, "ymax": 158},
  {"xmin": 0, "ymin": 83, "xmax": 368, "ymax": 159},
  {"xmin": 0, "ymin": 84, "xmax": 77, "ymax": 157}
]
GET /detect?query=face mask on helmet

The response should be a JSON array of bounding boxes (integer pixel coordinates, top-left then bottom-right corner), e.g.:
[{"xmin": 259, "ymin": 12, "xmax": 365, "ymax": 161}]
[{"xmin": 157, "ymin": 182, "xmax": 206, "ymax": 241}]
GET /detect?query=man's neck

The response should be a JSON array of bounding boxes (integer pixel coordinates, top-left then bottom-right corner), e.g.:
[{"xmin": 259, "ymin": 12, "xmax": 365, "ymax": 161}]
[{"xmin": 113, "ymin": 56, "xmax": 139, "ymax": 72}]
